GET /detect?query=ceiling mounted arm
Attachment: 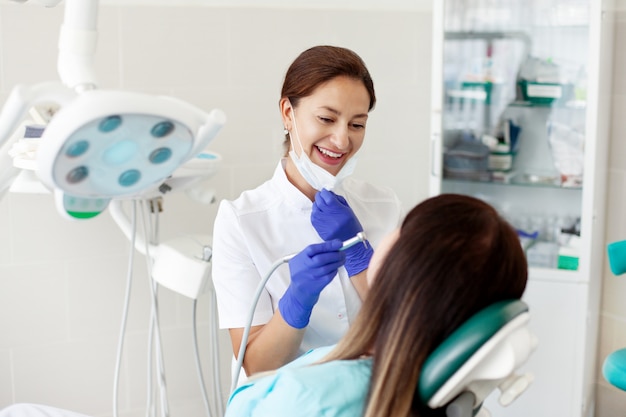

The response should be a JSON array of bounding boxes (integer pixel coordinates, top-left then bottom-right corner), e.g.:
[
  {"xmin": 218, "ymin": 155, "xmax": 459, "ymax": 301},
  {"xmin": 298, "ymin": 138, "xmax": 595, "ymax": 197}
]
[{"xmin": 57, "ymin": 0, "xmax": 100, "ymax": 90}]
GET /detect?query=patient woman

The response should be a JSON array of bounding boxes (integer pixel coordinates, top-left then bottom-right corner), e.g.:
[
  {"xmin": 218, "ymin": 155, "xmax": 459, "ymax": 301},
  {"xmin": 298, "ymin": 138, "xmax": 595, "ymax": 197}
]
[
  {"xmin": 224, "ymin": 193, "xmax": 528, "ymax": 417},
  {"xmin": 0, "ymin": 194, "xmax": 527, "ymax": 417}
]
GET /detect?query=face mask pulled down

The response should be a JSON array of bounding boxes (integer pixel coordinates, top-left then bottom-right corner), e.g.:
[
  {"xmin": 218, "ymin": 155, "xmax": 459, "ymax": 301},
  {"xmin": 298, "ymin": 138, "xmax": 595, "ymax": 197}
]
[{"xmin": 287, "ymin": 107, "xmax": 357, "ymax": 191}]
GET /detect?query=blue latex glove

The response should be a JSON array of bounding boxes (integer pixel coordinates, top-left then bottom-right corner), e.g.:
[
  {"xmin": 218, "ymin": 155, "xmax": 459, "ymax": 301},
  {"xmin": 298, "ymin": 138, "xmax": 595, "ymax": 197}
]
[
  {"xmin": 279, "ymin": 239, "xmax": 345, "ymax": 329},
  {"xmin": 311, "ymin": 189, "xmax": 374, "ymax": 277}
]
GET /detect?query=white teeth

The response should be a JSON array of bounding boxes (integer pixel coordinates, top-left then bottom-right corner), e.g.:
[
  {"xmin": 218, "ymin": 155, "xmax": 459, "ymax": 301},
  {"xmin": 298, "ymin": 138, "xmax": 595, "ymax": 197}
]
[{"xmin": 317, "ymin": 146, "xmax": 342, "ymax": 158}]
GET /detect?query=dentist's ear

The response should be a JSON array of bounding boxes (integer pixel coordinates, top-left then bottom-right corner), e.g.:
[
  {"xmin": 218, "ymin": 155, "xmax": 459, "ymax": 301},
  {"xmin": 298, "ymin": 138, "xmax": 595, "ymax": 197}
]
[{"xmin": 279, "ymin": 97, "xmax": 294, "ymax": 130}]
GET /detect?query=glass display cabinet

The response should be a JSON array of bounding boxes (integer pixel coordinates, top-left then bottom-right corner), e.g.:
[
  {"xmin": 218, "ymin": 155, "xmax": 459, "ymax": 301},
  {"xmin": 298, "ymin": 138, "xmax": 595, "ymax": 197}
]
[{"xmin": 429, "ymin": 1, "xmax": 614, "ymax": 416}]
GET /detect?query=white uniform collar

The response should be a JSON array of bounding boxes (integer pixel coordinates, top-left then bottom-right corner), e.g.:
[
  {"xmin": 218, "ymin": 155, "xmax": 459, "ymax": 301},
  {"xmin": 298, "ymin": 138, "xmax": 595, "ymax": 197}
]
[{"xmin": 274, "ymin": 158, "xmax": 313, "ymax": 210}]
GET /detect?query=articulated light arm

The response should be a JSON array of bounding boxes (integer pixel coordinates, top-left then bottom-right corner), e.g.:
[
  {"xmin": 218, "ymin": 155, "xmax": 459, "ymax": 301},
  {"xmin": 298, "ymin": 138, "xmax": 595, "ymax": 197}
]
[
  {"xmin": 9, "ymin": 0, "xmax": 99, "ymax": 91},
  {"xmin": 58, "ymin": 0, "xmax": 99, "ymax": 90},
  {"xmin": 0, "ymin": 82, "xmax": 76, "ymax": 199}
]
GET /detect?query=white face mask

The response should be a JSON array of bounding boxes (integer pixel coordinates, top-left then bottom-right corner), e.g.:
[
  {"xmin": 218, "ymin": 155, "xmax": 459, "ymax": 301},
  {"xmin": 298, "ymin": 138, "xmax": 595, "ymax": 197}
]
[{"xmin": 287, "ymin": 106, "xmax": 357, "ymax": 191}]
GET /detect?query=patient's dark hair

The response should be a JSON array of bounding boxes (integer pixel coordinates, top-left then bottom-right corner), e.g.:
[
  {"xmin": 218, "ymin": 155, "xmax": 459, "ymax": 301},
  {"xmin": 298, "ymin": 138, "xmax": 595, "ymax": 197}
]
[{"xmin": 323, "ymin": 193, "xmax": 528, "ymax": 417}]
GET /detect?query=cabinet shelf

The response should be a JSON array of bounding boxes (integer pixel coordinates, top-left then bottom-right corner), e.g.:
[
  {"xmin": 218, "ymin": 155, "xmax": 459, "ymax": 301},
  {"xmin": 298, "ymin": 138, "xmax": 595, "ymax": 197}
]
[
  {"xmin": 528, "ymin": 266, "xmax": 582, "ymax": 283},
  {"xmin": 442, "ymin": 174, "xmax": 582, "ymax": 190},
  {"xmin": 508, "ymin": 99, "xmax": 587, "ymax": 109}
]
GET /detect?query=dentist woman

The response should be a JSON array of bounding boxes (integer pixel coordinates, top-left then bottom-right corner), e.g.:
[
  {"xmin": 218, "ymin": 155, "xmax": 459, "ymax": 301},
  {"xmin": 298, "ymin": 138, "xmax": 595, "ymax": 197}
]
[{"xmin": 211, "ymin": 45, "xmax": 403, "ymax": 380}]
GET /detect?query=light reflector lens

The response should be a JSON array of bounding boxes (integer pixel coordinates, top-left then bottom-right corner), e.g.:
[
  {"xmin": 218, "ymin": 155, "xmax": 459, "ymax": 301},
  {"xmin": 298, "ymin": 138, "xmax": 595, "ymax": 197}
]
[
  {"xmin": 65, "ymin": 140, "xmax": 89, "ymax": 158},
  {"xmin": 149, "ymin": 147, "xmax": 173, "ymax": 164},
  {"xmin": 119, "ymin": 169, "xmax": 141, "ymax": 187},
  {"xmin": 151, "ymin": 121, "xmax": 175, "ymax": 138},
  {"xmin": 66, "ymin": 166, "xmax": 89, "ymax": 184},
  {"xmin": 99, "ymin": 115, "xmax": 122, "ymax": 132},
  {"xmin": 103, "ymin": 140, "xmax": 139, "ymax": 166}
]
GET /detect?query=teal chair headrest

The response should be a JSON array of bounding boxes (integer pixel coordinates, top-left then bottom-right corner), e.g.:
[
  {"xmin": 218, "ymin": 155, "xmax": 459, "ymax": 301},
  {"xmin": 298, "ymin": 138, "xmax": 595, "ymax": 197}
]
[{"xmin": 418, "ymin": 299, "xmax": 529, "ymax": 404}]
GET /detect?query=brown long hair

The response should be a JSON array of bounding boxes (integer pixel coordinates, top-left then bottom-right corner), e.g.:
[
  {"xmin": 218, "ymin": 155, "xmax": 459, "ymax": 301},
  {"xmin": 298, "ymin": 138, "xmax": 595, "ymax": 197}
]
[
  {"xmin": 280, "ymin": 45, "xmax": 376, "ymax": 154},
  {"xmin": 322, "ymin": 194, "xmax": 528, "ymax": 417}
]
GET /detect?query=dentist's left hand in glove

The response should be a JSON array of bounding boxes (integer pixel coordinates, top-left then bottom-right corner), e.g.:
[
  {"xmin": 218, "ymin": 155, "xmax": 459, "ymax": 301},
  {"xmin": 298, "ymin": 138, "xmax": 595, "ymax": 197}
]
[
  {"xmin": 311, "ymin": 189, "xmax": 374, "ymax": 299},
  {"xmin": 232, "ymin": 239, "xmax": 346, "ymax": 375}
]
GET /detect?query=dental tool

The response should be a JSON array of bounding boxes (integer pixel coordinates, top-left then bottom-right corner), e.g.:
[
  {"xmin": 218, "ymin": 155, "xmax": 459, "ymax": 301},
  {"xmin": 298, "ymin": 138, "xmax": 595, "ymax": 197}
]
[
  {"xmin": 281, "ymin": 232, "xmax": 367, "ymax": 262},
  {"xmin": 230, "ymin": 232, "xmax": 367, "ymax": 393},
  {"xmin": 340, "ymin": 231, "xmax": 368, "ymax": 251}
]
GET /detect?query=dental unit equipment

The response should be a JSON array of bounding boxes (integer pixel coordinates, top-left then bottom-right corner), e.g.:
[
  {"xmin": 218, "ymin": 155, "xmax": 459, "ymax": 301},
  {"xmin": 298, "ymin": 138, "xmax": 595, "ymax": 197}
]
[
  {"xmin": 602, "ymin": 239, "xmax": 626, "ymax": 391},
  {"xmin": 0, "ymin": 1, "xmax": 226, "ymax": 417},
  {"xmin": 230, "ymin": 232, "xmax": 368, "ymax": 393},
  {"xmin": 109, "ymin": 196, "xmax": 225, "ymax": 417},
  {"xmin": 0, "ymin": 0, "xmax": 226, "ymax": 220}
]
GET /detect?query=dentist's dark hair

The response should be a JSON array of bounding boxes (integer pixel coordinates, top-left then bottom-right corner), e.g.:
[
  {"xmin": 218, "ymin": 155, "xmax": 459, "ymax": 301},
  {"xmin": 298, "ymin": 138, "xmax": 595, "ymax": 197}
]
[
  {"xmin": 322, "ymin": 193, "xmax": 528, "ymax": 417},
  {"xmin": 279, "ymin": 45, "xmax": 376, "ymax": 155}
]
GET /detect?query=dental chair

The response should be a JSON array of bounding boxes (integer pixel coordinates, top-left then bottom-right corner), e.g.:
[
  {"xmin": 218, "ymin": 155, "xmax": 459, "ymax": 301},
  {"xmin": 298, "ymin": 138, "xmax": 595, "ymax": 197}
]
[
  {"xmin": 602, "ymin": 240, "xmax": 626, "ymax": 391},
  {"xmin": 418, "ymin": 299, "xmax": 537, "ymax": 417}
]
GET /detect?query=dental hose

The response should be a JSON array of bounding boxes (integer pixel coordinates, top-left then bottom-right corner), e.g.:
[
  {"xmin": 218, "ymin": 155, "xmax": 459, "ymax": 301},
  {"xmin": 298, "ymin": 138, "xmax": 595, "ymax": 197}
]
[
  {"xmin": 230, "ymin": 255, "xmax": 292, "ymax": 392},
  {"xmin": 192, "ymin": 290, "xmax": 226, "ymax": 417},
  {"xmin": 113, "ymin": 201, "xmax": 137, "ymax": 417}
]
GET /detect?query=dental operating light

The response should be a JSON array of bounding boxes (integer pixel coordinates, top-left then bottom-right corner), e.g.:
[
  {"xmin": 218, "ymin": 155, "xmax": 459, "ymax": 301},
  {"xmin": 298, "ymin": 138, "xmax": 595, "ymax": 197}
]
[
  {"xmin": 36, "ymin": 89, "xmax": 226, "ymax": 219},
  {"xmin": 0, "ymin": 0, "xmax": 226, "ymax": 219}
]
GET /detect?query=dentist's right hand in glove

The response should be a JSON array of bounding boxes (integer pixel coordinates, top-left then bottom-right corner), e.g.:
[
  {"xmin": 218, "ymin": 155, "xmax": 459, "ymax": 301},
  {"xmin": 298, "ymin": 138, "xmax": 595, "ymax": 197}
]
[{"xmin": 279, "ymin": 239, "xmax": 345, "ymax": 329}]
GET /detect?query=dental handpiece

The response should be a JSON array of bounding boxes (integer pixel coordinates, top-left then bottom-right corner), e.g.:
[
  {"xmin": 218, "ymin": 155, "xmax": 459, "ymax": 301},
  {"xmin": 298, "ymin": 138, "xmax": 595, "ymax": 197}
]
[
  {"xmin": 283, "ymin": 232, "xmax": 367, "ymax": 261},
  {"xmin": 340, "ymin": 231, "xmax": 367, "ymax": 251}
]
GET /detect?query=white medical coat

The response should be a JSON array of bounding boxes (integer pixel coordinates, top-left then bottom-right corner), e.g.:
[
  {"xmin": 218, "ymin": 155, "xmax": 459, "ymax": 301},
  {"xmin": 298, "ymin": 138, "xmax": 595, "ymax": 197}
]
[{"xmin": 211, "ymin": 158, "xmax": 403, "ymax": 356}]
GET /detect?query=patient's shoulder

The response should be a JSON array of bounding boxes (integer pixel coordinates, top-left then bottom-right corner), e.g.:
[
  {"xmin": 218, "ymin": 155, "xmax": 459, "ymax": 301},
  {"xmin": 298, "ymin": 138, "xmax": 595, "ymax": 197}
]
[
  {"xmin": 227, "ymin": 357, "xmax": 371, "ymax": 417},
  {"xmin": 271, "ymin": 358, "xmax": 372, "ymax": 416},
  {"xmin": 285, "ymin": 344, "xmax": 336, "ymax": 367}
]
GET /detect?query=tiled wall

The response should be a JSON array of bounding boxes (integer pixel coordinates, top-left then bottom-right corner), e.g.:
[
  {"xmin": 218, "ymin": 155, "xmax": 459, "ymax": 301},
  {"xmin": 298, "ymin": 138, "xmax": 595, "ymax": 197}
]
[{"xmin": 0, "ymin": 3, "xmax": 432, "ymax": 417}]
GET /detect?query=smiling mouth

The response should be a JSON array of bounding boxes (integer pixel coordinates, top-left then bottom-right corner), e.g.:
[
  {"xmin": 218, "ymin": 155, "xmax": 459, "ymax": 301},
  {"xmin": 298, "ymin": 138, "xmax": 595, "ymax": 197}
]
[{"xmin": 316, "ymin": 146, "xmax": 343, "ymax": 159}]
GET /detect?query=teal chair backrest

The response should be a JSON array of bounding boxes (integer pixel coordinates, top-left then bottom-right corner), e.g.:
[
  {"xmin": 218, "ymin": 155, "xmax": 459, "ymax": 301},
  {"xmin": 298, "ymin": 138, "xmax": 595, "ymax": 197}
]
[{"xmin": 418, "ymin": 299, "xmax": 533, "ymax": 414}]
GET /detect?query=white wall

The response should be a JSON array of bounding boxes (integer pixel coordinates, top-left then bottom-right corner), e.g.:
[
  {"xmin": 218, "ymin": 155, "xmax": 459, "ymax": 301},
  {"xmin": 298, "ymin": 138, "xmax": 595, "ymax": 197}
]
[{"xmin": 0, "ymin": 2, "xmax": 433, "ymax": 417}]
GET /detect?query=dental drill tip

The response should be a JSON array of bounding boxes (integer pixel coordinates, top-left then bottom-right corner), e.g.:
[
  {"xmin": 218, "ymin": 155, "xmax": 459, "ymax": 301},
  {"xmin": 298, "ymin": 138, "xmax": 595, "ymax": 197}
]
[{"xmin": 357, "ymin": 231, "xmax": 368, "ymax": 248}]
